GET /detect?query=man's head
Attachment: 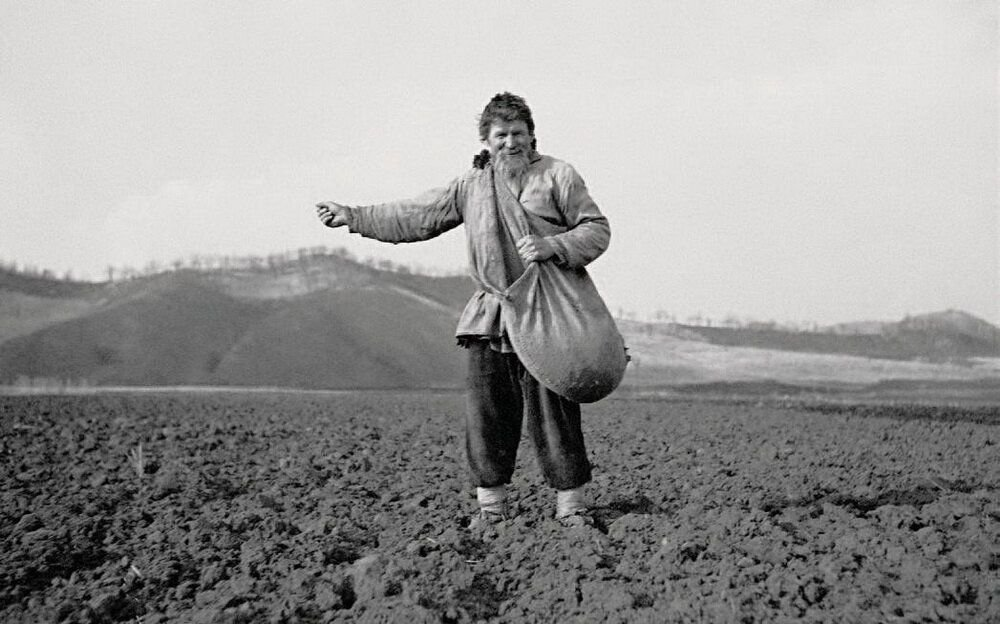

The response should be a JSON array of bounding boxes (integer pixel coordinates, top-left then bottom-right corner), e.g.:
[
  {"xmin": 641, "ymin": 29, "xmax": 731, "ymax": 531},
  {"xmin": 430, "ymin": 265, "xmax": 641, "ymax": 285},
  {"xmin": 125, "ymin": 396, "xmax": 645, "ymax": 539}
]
[
  {"xmin": 479, "ymin": 92, "xmax": 536, "ymax": 178},
  {"xmin": 478, "ymin": 92, "xmax": 535, "ymax": 142}
]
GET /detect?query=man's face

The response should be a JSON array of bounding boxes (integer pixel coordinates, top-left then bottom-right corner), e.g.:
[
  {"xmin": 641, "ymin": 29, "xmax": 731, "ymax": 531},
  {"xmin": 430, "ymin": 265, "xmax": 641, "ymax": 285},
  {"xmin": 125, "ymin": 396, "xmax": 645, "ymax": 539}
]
[{"xmin": 484, "ymin": 119, "xmax": 533, "ymax": 159}]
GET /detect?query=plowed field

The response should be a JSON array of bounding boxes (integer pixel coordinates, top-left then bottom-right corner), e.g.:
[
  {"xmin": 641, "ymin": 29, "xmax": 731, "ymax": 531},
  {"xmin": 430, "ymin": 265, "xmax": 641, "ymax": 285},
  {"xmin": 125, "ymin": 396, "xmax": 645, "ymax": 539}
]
[{"xmin": 2, "ymin": 391, "xmax": 998, "ymax": 623}]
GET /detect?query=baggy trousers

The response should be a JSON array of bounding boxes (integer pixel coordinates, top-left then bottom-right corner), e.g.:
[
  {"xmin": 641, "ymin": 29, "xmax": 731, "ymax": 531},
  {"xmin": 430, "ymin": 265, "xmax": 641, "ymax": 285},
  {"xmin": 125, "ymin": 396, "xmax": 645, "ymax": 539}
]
[{"xmin": 464, "ymin": 340, "xmax": 592, "ymax": 490}]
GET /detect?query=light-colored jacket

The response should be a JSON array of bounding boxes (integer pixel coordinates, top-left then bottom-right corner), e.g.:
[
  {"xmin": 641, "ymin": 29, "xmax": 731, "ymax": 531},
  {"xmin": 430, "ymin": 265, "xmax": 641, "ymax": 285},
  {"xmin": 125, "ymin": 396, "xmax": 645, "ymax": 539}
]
[{"xmin": 345, "ymin": 152, "xmax": 610, "ymax": 339}]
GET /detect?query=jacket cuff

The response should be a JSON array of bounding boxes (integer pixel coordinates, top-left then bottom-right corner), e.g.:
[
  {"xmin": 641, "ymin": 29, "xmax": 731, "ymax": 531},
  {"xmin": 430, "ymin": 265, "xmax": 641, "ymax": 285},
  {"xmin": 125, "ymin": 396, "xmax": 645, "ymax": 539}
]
[
  {"xmin": 545, "ymin": 236, "xmax": 571, "ymax": 267},
  {"xmin": 343, "ymin": 206, "xmax": 359, "ymax": 233}
]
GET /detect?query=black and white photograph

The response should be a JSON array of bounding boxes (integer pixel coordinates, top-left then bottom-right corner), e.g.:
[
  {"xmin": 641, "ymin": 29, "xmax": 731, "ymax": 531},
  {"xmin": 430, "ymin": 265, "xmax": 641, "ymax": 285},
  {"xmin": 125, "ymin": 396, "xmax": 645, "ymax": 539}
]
[{"xmin": 1, "ymin": 1, "xmax": 998, "ymax": 622}]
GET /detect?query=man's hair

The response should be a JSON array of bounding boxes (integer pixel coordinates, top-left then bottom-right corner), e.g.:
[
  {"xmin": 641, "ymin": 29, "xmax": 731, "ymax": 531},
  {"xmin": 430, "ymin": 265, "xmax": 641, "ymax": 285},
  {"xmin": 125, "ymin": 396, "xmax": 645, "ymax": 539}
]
[
  {"xmin": 478, "ymin": 92, "xmax": 535, "ymax": 141},
  {"xmin": 473, "ymin": 92, "xmax": 538, "ymax": 167}
]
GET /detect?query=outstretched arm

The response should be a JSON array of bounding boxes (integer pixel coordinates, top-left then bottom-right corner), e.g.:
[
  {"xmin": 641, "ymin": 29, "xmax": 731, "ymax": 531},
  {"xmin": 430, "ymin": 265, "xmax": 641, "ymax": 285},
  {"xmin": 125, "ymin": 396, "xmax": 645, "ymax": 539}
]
[{"xmin": 314, "ymin": 180, "xmax": 464, "ymax": 243}]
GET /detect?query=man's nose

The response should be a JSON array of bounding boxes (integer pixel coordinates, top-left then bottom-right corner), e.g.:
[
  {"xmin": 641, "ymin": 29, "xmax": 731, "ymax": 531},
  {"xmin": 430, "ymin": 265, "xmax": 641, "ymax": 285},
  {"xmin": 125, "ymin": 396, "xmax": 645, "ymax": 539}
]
[{"xmin": 504, "ymin": 136, "xmax": 518, "ymax": 149}]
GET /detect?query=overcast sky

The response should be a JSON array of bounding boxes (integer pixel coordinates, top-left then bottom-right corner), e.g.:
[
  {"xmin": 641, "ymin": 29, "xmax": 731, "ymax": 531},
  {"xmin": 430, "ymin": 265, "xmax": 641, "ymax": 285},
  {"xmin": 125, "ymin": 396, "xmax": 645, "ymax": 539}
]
[{"xmin": 1, "ymin": 1, "xmax": 996, "ymax": 325}]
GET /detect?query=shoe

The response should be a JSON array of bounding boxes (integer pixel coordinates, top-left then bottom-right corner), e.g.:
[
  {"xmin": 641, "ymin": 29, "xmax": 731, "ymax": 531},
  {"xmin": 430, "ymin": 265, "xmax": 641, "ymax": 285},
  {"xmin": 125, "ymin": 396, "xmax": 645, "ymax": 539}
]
[
  {"xmin": 467, "ymin": 508, "xmax": 509, "ymax": 531},
  {"xmin": 557, "ymin": 510, "xmax": 596, "ymax": 529}
]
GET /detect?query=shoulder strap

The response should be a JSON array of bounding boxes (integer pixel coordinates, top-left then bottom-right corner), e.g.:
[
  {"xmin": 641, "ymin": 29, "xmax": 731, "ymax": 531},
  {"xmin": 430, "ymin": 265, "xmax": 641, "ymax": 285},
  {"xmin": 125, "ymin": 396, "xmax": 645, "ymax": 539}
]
[{"xmin": 491, "ymin": 168, "xmax": 533, "ymax": 240}]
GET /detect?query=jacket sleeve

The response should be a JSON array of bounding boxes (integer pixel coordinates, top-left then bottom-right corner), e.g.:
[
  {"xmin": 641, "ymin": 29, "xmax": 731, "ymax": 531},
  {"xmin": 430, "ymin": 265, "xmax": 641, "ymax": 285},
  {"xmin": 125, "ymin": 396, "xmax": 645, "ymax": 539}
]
[
  {"xmin": 544, "ymin": 164, "xmax": 610, "ymax": 268},
  {"xmin": 345, "ymin": 177, "xmax": 464, "ymax": 243}
]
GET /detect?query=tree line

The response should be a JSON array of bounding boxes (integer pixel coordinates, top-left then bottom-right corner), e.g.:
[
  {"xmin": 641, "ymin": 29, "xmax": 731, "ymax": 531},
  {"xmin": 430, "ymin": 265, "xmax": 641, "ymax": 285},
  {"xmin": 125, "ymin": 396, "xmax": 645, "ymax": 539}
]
[
  {"xmin": 0, "ymin": 246, "xmax": 463, "ymax": 285},
  {"xmin": 619, "ymin": 308, "xmax": 825, "ymax": 333}
]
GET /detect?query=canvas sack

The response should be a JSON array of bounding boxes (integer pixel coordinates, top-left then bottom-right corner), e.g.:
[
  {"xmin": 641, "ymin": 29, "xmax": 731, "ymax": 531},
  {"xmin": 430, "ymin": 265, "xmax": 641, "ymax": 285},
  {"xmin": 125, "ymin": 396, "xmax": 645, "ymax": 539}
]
[
  {"xmin": 485, "ymin": 169, "xmax": 628, "ymax": 403},
  {"xmin": 500, "ymin": 261, "xmax": 628, "ymax": 403}
]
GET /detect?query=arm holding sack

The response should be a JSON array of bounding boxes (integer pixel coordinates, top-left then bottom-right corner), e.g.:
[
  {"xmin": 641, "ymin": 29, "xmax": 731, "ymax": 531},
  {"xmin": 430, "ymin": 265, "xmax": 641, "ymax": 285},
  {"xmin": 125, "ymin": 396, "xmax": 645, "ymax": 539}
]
[{"xmin": 538, "ymin": 162, "xmax": 610, "ymax": 268}]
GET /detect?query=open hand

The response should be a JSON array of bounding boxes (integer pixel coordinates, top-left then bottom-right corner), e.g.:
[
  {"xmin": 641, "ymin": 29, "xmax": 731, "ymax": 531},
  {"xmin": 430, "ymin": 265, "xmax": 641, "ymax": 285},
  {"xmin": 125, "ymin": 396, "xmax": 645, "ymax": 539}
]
[
  {"xmin": 516, "ymin": 235, "xmax": 555, "ymax": 263},
  {"xmin": 315, "ymin": 201, "xmax": 349, "ymax": 228}
]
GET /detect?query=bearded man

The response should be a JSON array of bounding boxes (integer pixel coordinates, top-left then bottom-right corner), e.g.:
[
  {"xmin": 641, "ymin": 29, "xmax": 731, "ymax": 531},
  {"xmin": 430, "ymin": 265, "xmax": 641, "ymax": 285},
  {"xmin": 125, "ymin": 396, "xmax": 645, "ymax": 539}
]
[{"xmin": 315, "ymin": 92, "xmax": 610, "ymax": 529}]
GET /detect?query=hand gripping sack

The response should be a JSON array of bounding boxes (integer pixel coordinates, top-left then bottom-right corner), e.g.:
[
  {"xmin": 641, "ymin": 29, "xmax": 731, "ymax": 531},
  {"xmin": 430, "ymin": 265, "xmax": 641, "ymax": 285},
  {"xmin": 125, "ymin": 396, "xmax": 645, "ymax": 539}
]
[{"xmin": 499, "ymin": 261, "xmax": 628, "ymax": 403}]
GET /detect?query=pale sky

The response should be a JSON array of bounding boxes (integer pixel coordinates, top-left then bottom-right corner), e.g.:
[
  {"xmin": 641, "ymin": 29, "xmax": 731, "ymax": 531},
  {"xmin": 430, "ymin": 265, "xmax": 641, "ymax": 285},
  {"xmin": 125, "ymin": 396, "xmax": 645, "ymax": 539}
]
[{"xmin": 1, "ymin": 1, "xmax": 997, "ymax": 326}]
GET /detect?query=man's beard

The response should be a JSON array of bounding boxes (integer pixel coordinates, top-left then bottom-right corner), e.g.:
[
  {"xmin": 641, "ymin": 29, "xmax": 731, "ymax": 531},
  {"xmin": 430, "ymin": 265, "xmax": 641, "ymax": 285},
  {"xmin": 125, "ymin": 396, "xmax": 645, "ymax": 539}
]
[{"xmin": 493, "ymin": 150, "xmax": 531, "ymax": 181}]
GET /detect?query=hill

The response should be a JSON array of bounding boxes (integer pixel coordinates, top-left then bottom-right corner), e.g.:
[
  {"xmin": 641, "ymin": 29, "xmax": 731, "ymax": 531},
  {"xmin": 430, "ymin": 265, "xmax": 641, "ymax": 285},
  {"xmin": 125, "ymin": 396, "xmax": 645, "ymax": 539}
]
[
  {"xmin": 1, "ymin": 257, "xmax": 997, "ymax": 392},
  {"xmin": 634, "ymin": 309, "xmax": 1000, "ymax": 362},
  {"xmin": 615, "ymin": 311, "xmax": 1000, "ymax": 399},
  {"xmin": 0, "ymin": 254, "xmax": 473, "ymax": 389}
]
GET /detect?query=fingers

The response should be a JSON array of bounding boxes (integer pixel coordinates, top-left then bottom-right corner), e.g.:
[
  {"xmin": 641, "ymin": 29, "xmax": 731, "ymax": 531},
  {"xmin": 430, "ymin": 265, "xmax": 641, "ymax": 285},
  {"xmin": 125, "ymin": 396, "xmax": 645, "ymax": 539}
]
[
  {"xmin": 516, "ymin": 235, "xmax": 537, "ymax": 263},
  {"xmin": 516, "ymin": 234, "xmax": 537, "ymax": 253},
  {"xmin": 315, "ymin": 202, "xmax": 346, "ymax": 228},
  {"xmin": 519, "ymin": 245, "xmax": 544, "ymax": 263},
  {"xmin": 316, "ymin": 207, "xmax": 334, "ymax": 226},
  {"xmin": 516, "ymin": 235, "xmax": 553, "ymax": 263}
]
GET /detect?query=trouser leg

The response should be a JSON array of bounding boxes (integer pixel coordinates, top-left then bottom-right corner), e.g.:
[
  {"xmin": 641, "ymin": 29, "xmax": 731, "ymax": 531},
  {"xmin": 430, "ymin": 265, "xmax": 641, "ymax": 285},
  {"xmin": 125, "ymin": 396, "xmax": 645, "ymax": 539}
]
[
  {"xmin": 520, "ymin": 367, "xmax": 592, "ymax": 491},
  {"xmin": 464, "ymin": 341, "xmax": 523, "ymax": 487}
]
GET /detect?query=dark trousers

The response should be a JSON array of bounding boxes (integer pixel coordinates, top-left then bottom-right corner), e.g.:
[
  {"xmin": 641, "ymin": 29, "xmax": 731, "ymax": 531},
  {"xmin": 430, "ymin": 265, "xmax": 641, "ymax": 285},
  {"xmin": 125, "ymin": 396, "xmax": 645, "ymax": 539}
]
[{"xmin": 464, "ymin": 340, "xmax": 592, "ymax": 490}]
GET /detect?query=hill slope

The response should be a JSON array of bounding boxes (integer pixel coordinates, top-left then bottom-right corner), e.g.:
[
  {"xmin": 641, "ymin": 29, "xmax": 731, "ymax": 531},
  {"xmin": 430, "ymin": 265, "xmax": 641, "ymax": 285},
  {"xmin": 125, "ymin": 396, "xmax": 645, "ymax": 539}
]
[
  {"xmin": 212, "ymin": 287, "xmax": 463, "ymax": 389},
  {"xmin": 0, "ymin": 256, "xmax": 472, "ymax": 389},
  {"xmin": 0, "ymin": 275, "xmax": 267, "ymax": 385}
]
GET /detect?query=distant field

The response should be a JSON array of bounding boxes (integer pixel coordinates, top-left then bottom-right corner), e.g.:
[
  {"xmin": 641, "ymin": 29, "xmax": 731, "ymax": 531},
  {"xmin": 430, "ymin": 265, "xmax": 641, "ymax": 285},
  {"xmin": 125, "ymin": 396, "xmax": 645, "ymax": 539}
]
[
  {"xmin": 621, "ymin": 331, "xmax": 1000, "ymax": 391},
  {"xmin": 5, "ymin": 328, "xmax": 999, "ymax": 403},
  {"xmin": 2, "ymin": 391, "xmax": 998, "ymax": 622}
]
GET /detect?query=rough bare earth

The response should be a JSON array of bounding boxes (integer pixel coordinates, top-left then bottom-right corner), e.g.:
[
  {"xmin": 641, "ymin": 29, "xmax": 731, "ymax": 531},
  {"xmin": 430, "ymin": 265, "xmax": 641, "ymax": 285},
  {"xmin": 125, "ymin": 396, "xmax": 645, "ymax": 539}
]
[{"xmin": 2, "ymin": 391, "xmax": 999, "ymax": 623}]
